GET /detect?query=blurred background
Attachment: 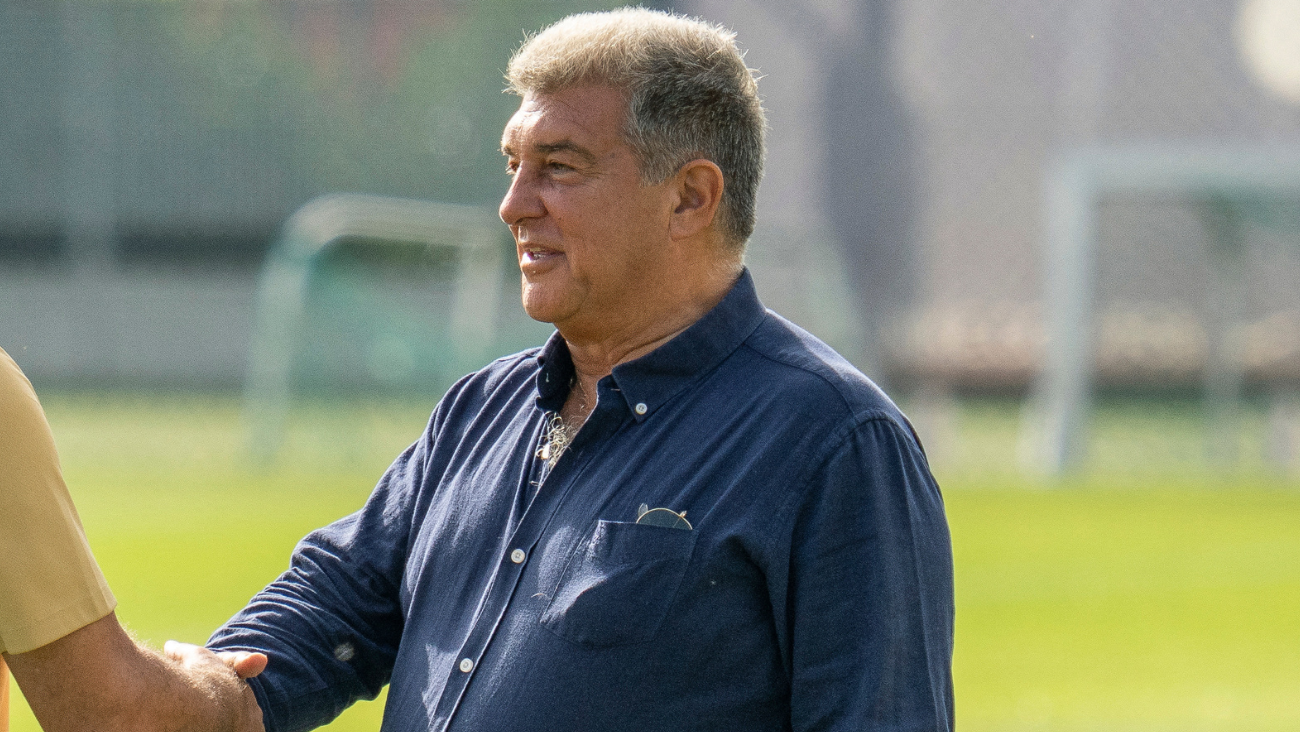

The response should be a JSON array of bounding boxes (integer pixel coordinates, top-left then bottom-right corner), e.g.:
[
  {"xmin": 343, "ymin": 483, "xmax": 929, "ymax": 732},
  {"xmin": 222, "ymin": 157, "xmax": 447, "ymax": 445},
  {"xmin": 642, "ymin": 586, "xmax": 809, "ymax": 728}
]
[{"xmin": 3, "ymin": 1, "xmax": 1299, "ymax": 730}]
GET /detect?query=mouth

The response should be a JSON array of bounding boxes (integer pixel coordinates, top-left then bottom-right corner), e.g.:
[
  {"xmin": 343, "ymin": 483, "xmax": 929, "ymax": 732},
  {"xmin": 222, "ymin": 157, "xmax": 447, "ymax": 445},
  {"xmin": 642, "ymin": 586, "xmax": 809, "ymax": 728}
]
[{"xmin": 520, "ymin": 244, "xmax": 563, "ymax": 268}]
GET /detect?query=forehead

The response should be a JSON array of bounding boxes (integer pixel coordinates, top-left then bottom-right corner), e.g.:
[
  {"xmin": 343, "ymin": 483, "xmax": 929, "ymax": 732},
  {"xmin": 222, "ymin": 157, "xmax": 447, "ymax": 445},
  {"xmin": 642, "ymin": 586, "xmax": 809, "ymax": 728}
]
[{"xmin": 501, "ymin": 85, "xmax": 628, "ymax": 151}]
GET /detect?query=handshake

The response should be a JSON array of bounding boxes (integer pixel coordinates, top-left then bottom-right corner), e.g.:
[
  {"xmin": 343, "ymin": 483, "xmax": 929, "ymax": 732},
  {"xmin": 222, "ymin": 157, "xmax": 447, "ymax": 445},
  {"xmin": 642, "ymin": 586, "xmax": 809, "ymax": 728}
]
[
  {"xmin": 2, "ymin": 615, "xmax": 268, "ymax": 732},
  {"xmin": 0, "ymin": 346, "xmax": 267, "ymax": 732}
]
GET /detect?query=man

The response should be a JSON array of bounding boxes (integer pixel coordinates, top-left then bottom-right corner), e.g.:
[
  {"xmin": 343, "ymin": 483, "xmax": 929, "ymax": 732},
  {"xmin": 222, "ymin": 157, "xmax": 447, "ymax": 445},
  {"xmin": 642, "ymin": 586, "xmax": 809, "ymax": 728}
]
[
  {"xmin": 0, "ymin": 345, "xmax": 266, "ymax": 732},
  {"xmin": 209, "ymin": 8, "xmax": 954, "ymax": 731}
]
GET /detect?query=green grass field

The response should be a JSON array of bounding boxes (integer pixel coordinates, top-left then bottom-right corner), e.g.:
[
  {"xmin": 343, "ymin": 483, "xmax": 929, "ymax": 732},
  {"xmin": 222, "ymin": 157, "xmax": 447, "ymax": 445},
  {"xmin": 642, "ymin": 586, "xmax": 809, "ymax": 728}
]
[{"xmin": 8, "ymin": 394, "xmax": 1300, "ymax": 731}]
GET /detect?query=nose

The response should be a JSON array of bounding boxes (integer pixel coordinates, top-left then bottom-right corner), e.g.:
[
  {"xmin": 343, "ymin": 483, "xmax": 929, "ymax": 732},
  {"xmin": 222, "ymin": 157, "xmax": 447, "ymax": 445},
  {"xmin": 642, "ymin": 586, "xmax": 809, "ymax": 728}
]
[{"xmin": 499, "ymin": 165, "xmax": 544, "ymax": 227}]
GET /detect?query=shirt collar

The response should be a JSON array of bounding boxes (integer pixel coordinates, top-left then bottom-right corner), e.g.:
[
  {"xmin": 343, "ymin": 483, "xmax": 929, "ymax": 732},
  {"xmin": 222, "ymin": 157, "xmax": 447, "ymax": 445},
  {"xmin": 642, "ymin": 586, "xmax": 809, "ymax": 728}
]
[
  {"xmin": 534, "ymin": 268, "xmax": 766, "ymax": 420},
  {"xmin": 535, "ymin": 331, "xmax": 574, "ymax": 412}
]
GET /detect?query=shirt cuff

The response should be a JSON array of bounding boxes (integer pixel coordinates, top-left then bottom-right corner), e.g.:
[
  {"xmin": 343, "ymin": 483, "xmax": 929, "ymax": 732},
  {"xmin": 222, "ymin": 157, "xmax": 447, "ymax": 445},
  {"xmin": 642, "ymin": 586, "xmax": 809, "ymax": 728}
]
[{"xmin": 0, "ymin": 585, "xmax": 116, "ymax": 655}]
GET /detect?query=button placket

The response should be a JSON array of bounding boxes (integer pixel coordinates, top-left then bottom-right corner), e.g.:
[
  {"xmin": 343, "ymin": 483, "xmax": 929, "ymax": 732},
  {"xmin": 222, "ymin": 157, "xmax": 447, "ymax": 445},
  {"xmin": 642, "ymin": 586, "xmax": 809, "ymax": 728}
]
[{"xmin": 432, "ymin": 416, "xmax": 619, "ymax": 730}]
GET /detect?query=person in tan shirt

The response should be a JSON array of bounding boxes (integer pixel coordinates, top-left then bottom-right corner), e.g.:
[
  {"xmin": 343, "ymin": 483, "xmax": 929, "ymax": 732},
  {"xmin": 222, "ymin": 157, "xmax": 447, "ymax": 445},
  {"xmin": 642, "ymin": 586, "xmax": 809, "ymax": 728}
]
[{"xmin": 0, "ymin": 347, "xmax": 263, "ymax": 732}]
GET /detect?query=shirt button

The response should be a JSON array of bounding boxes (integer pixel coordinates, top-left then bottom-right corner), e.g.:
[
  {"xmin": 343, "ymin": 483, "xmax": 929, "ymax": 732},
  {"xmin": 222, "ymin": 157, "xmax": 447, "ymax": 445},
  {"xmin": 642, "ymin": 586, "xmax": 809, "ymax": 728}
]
[
  {"xmin": 634, "ymin": 402, "xmax": 648, "ymax": 415},
  {"xmin": 459, "ymin": 658, "xmax": 474, "ymax": 673},
  {"xmin": 510, "ymin": 548, "xmax": 526, "ymax": 564}
]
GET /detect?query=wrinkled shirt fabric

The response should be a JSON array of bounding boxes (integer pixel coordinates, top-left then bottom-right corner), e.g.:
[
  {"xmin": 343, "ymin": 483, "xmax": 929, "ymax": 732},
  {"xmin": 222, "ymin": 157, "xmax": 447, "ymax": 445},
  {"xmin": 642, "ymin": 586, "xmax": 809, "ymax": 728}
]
[{"xmin": 209, "ymin": 270, "xmax": 955, "ymax": 732}]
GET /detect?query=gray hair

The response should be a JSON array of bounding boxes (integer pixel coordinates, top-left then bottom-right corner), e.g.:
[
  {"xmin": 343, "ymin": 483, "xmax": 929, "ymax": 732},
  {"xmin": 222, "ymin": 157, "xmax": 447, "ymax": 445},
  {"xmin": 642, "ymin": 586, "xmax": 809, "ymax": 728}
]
[{"xmin": 506, "ymin": 8, "xmax": 766, "ymax": 248}]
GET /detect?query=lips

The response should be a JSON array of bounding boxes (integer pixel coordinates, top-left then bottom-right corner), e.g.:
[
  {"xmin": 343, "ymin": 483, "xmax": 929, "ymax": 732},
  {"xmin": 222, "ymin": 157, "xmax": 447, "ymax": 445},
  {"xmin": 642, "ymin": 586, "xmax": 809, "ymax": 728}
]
[{"xmin": 520, "ymin": 244, "xmax": 563, "ymax": 268}]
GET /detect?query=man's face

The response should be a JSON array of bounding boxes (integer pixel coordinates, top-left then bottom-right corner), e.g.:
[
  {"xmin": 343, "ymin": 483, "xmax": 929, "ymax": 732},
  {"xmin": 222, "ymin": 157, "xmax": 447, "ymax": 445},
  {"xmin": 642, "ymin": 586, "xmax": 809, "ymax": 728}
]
[{"xmin": 499, "ymin": 85, "xmax": 676, "ymax": 336}]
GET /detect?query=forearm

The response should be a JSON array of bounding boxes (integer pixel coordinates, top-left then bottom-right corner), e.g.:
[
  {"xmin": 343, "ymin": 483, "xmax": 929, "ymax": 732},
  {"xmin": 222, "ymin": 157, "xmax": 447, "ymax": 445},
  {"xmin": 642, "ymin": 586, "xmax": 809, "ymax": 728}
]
[
  {"xmin": 105, "ymin": 639, "xmax": 261, "ymax": 732},
  {"xmin": 208, "ymin": 577, "xmax": 399, "ymax": 730},
  {"xmin": 204, "ymin": 496, "xmax": 414, "ymax": 729},
  {"xmin": 7, "ymin": 613, "xmax": 262, "ymax": 732}
]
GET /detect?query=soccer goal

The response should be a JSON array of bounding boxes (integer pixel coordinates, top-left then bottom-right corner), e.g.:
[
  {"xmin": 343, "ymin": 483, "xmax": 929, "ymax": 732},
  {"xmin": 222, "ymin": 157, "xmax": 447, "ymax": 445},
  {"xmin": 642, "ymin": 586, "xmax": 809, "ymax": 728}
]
[
  {"xmin": 1024, "ymin": 144, "xmax": 1300, "ymax": 474},
  {"xmin": 243, "ymin": 194, "xmax": 509, "ymax": 462}
]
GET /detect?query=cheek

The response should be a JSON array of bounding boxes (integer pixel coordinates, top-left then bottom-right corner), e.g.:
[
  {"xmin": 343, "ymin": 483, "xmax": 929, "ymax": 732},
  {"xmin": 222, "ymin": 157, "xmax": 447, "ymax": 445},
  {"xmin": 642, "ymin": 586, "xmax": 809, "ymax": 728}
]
[
  {"xmin": 591, "ymin": 185, "xmax": 662, "ymax": 236},
  {"xmin": 547, "ymin": 181, "xmax": 668, "ymax": 269}
]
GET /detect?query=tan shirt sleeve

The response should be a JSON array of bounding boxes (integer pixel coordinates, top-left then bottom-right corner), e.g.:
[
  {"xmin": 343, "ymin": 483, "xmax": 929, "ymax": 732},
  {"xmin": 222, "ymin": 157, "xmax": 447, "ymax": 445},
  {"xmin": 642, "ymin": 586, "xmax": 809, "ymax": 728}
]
[{"xmin": 0, "ymin": 348, "xmax": 115, "ymax": 655}]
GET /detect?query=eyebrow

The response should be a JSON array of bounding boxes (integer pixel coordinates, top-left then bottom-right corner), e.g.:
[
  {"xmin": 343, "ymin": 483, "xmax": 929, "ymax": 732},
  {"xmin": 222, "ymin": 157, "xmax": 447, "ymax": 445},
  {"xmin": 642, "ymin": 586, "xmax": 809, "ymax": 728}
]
[{"xmin": 500, "ymin": 139, "xmax": 597, "ymax": 166}]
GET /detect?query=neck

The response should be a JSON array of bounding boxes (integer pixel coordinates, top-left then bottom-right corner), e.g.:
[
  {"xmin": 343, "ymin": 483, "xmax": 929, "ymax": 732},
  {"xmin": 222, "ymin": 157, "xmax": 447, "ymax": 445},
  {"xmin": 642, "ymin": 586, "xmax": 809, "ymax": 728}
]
[{"xmin": 561, "ymin": 261, "xmax": 741, "ymax": 398}]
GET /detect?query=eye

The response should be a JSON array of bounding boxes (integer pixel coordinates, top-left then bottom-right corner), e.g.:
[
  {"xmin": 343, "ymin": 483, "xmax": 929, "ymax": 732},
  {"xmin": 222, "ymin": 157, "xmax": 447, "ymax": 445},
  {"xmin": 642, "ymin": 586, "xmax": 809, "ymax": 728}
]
[
  {"xmin": 504, "ymin": 159, "xmax": 519, "ymax": 175},
  {"xmin": 546, "ymin": 161, "xmax": 573, "ymax": 173}
]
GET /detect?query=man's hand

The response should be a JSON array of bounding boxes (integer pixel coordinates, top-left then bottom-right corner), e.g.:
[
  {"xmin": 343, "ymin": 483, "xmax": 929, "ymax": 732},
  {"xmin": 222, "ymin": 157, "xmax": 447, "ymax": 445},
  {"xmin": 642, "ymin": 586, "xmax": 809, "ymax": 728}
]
[
  {"xmin": 164, "ymin": 640, "xmax": 268, "ymax": 680},
  {"xmin": 7, "ymin": 613, "xmax": 265, "ymax": 732},
  {"xmin": 161, "ymin": 641, "xmax": 266, "ymax": 732}
]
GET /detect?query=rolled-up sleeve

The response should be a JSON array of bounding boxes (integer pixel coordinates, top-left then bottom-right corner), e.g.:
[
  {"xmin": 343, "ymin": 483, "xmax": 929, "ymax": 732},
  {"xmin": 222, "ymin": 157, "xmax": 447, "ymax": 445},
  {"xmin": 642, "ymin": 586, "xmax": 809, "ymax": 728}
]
[
  {"xmin": 785, "ymin": 416, "xmax": 954, "ymax": 732},
  {"xmin": 207, "ymin": 434, "xmax": 429, "ymax": 732}
]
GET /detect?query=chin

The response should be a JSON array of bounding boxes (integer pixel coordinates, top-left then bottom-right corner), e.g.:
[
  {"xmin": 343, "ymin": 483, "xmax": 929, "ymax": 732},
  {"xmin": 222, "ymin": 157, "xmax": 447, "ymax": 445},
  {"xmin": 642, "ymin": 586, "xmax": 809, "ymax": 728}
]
[
  {"xmin": 522, "ymin": 306, "xmax": 557, "ymax": 325},
  {"xmin": 519, "ymin": 287, "xmax": 569, "ymax": 326}
]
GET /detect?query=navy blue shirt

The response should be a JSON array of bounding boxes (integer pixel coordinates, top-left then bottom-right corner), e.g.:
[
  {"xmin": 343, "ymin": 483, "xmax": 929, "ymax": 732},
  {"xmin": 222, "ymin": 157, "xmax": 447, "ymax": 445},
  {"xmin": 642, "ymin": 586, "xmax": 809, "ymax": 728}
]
[{"xmin": 209, "ymin": 270, "xmax": 954, "ymax": 732}]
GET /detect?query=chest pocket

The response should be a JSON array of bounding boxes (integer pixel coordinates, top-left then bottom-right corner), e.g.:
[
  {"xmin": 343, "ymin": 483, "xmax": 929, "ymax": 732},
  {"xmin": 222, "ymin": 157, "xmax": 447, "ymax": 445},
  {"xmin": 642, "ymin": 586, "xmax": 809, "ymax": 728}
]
[{"xmin": 540, "ymin": 519, "xmax": 697, "ymax": 648}]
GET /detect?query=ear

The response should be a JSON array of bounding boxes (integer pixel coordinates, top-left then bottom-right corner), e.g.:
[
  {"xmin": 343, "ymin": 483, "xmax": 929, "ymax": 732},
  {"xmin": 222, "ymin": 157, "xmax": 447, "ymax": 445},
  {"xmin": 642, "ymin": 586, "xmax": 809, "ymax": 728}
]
[{"xmin": 668, "ymin": 159, "xmax": 725, "ymax": 241}]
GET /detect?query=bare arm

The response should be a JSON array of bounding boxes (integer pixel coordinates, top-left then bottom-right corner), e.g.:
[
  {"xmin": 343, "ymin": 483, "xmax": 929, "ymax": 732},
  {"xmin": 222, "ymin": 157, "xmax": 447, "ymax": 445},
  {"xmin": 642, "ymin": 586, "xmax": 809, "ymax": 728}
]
[
  {"xmin": 2, "ymin": 656, "xmax": 9, "ymax": 732},
  {"xmin": 4, "ymin": 612, "xmax": 264, "ymax": 732}
]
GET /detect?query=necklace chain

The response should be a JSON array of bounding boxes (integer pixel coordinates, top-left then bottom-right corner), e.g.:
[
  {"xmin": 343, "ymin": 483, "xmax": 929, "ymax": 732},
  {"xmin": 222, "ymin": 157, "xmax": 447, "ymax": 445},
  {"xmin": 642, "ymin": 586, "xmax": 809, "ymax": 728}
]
[{"xmin": 536, "ymin": 375, "xmax": 589, "ymax": 469}]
